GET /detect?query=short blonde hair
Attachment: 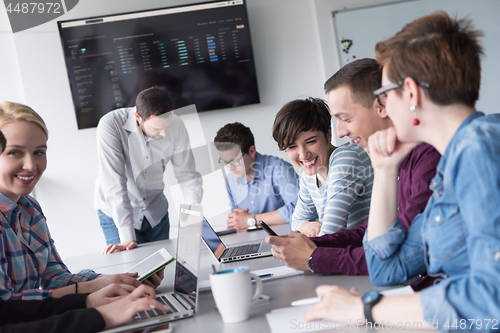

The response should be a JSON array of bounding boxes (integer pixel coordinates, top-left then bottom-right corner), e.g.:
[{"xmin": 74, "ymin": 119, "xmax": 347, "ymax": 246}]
[{"xmin": 0, "ymin": 101, "xmax": 48, "ymax": 138}]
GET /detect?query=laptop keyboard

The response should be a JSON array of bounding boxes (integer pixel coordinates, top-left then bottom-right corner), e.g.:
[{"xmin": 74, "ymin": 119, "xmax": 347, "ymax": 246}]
[
  {"xmin": 224, "ymin": 243, "xmax": 260, "ymax": 257},
  {"xmin": 173, "ymin": 293, "xmax": 191, "ymax": 310},
  {"xmin": 133, "ymin": 295, "xmax": 176, "ymax": 321}
]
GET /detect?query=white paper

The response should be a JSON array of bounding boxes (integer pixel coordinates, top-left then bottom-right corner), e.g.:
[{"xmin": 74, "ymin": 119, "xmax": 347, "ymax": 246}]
[
  {"xmin": 380, "ymin": 285, "xmax": 414, "ymax": 297},
  {"xmin": 266, "ymin": 305, "xmax": 341, "ymax": 333},
  {"xmin": 264, "ymin": 286, "xmax": 415, "ymax": 332},
  {"xmin": 251, "ymin": 266, "xmax": 304, "ymax": 281}
]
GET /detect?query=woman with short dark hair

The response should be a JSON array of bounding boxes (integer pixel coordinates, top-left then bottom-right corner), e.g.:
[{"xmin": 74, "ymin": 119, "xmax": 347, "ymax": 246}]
[{"xmin": 272, "ymin": 97, "xmax": 373, "ymax": 237}]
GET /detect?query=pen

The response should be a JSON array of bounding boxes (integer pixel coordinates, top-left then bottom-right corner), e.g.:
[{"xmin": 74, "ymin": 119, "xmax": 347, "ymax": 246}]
[
  {"xmin": 258, "ymin": 273, "xmax": 273, "ymax": 278},
  {"xmin": 290, "ymin": 296, "xmax": 321, "ymax": 307}
]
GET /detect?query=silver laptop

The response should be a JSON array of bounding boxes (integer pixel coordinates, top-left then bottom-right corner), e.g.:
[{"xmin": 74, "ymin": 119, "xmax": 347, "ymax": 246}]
[
  {"xmin": 202, "ymin": 216, "xmax": 272, "ymax": 263},
  {"xmin": 104, "ymin": 204, "xmax": 204, "ymax": 332}
]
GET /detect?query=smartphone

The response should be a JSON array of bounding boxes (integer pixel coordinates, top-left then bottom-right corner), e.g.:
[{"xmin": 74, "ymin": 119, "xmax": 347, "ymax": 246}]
[
  {"xmin": 126, "ymin": 248, "xmax": 175, "ymax": 281},
  {"xmin": 258, "ymin": 220, "xmax": 278, "ymax": 236},
  {"xmin": 215, "ymin": 228, "xmax": 237, "ymax": 236}
]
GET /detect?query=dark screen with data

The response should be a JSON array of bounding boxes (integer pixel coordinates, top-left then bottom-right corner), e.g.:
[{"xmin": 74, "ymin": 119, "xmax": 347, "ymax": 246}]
[{"xmin": 58, "ymin": 0, "xmax": 259, "ymax": 129}]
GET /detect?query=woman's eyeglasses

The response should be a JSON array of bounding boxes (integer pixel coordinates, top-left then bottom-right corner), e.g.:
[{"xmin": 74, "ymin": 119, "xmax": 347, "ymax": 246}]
[{"xmin": 374, "ymin": 79, "xmax": 430, "ymax": 107}]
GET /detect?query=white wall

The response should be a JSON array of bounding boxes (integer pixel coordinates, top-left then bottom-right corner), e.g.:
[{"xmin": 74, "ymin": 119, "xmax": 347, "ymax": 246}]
[
  {"xmin": 0, "ymin": 0, "xmax": 337, "ymax": 260},
  {"xmin": 0, "ymin": 8, "xmax": 25, "ymax": 102},
  {"xmin": 1, "ymin": 0, "xmax": 415, "ymax": 261}
]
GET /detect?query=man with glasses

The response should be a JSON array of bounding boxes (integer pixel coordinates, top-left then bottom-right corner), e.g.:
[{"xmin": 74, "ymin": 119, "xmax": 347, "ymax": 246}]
[{"xmin": 214, "ymin": 122, "xmax": 299, "ymax": 230}]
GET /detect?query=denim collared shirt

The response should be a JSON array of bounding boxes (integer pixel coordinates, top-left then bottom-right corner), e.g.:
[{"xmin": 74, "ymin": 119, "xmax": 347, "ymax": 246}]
[
  {"xmin": 363, "ymin": 112, "xmax": 500, "ymax": 331},
  {"xmin": 225, "ymin": 152, "xmax": 299, "ymax": 223}
]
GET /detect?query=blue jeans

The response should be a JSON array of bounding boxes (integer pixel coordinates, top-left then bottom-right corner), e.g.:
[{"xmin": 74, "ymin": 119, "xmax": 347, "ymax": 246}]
[{"xmin": 98, "ymin": 210, "xmax": 170, "ymax": 245}]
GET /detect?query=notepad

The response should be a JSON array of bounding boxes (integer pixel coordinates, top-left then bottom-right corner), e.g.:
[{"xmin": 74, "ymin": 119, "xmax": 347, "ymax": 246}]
[
  {"xmin": 265, "ymin": 285, "xmax": 415, "ymax": 333},
  {"xmin": 198, "ymin": 266, "xmax": 303, "ymax": 292}
]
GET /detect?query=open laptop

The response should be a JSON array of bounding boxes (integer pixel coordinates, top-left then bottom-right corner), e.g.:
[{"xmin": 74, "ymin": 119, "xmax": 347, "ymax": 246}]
[
  {"xmin": 202, "ymin": 216, "xmax": 272, "ymax": 263},
  {"xmin": 105, "ymin": 204, "xmax": 204, "ymax": 332}
]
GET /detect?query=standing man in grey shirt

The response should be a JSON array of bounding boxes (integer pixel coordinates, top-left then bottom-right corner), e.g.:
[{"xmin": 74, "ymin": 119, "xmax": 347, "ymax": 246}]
[{"xmin": 95, "ymin": 86, "xmax": 203, "ymax": 254}]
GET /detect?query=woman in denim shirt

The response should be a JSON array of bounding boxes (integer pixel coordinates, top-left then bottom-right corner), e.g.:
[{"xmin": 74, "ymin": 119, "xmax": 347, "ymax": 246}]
[{"xmin": 303, "ymin": 11, "xmax": 500, "ymax": 331}]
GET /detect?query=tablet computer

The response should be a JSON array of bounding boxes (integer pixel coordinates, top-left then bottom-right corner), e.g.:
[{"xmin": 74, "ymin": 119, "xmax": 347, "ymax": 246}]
[{"xmin": 126, "ymin": 248, "xmax": 175, "ymax": 281}]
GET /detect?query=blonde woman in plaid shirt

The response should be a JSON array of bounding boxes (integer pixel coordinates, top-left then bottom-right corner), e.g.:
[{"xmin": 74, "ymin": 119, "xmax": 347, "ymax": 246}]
[{"xmin": 0, "ymin": 101, "xmax": 156, "ymax": 300}]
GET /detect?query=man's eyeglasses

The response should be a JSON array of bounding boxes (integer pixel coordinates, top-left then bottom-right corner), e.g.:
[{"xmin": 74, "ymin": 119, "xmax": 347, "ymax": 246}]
[
  {"xmin": 218, "ymin": 153, "xmax": 245, "ymax": 167},
  {"xmin": 374, "ymin": 79, "xmax": 430, "ymax": 107}
]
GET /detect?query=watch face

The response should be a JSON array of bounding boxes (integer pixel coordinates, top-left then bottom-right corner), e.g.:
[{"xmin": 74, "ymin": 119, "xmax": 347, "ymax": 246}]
[
  {"xmin": 362, "ymin": 290, "xmax": 380, "ymax": 304},
  {"xmin": 308, "ymin": 256, "xmax": 314, "ymax": 273},
  {"xmin": 247, "ymin": 217, "xmax": 256, "ymax": 227}
]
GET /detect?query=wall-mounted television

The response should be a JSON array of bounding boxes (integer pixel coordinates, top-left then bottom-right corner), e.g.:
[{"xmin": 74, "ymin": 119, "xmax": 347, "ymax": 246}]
[{"xmin": 58, "ymin": 0, "xmax": 259, "ymax": 129}]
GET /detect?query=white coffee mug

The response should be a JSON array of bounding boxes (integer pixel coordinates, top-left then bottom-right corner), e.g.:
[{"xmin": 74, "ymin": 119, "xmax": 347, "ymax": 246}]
[{"xmin": 210, "ymin": 266, "xmax": 263, "ymax": 323}]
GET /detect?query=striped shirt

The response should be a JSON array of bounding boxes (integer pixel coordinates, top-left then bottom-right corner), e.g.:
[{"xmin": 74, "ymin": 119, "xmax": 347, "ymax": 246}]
[
  {"xmin": 0, "ymin": 194, "xmax": 99, "ymax": 300},
  {"xmin": 292, "ymin": 141, "xmax": 373, "ymax": 235}
]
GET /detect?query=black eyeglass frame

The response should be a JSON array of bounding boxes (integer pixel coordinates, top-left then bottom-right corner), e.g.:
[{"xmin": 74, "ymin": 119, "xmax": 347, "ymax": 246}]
[
  {"xmin": 373, "ymin": 79, "xmax": 430, "ymax": 107},
  {"xmin": 218, "ymin": 152, "xmax": 246, "ymax": 167}
]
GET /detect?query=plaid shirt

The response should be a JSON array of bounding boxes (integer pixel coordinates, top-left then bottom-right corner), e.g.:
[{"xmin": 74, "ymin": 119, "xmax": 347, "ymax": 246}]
[{"xmin": 0, "ymin": 194, "xmax": 99, "ymax": 300}]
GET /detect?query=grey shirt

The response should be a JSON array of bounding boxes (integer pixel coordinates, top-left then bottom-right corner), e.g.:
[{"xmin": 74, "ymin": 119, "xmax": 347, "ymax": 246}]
[{"xmin": 94, "ymin": 107, "xmax": 203, "ymax": 243}]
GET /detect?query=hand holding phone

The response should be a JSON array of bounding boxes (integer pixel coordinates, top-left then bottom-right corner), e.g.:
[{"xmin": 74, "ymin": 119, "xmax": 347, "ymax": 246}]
[
  {"xmin": 126, "ymin": 248, "xmax": 175, "ymax": 281},
  {"xmin": 258, "ymin": 220, "xmax": 278, "ymax": 236}
]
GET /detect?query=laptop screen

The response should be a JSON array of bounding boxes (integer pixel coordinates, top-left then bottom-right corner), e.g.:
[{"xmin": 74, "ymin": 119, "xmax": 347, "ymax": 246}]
[
  {"xmin": 174, "ymin": 205, "xmax": 203, "ymax": 299},
  {"xmin": 201, "ymin": 218, "xmax": 227, "ymax": 260}
]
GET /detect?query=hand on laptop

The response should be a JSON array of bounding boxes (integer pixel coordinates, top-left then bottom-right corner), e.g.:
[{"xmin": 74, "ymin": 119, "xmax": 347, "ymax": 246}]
[
  {"xmin": 266, "ymin": 231, "xmax": 317, "ymax": 271},
  {"xmin": 142, "ymin": 268, "xmax": 165, "ymax": 289},
  {"xmin": 85, "ymin": 283, "xmax": 137, "ymax": 308},
  {"xmin": 227, "ymin": 208, "xmax": 251, "ymax": 230},
  {"xmin": 96, "ymin": 285, "xmax": 170, "ymax": 330},
  {"xmin": 102, "ymin": 241, "xmax": 138, "ymax": 255}
]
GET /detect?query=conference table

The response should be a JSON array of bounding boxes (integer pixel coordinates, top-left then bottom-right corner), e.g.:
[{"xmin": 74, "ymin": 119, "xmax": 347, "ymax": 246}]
[{"xmin": 65, "ymin": 224, "xmax": 433, "ymax": 333}]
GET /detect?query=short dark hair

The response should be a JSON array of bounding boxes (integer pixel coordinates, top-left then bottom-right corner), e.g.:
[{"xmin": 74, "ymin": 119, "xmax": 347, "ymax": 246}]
[
  {"xmin": 0, "ymin": 131, "xmax": 5, "ymax": 152},
  {"xmin": 324, "ymin": 58, "xmax": 381, "ymax": 108},
  {"xmin": 375, "ymin": 11, "xmax": 483, "ymax": 107},
  {"xmin": 136, "ymin": 86, "xmax": 174, "ymax": 119},
  {"xmin": 273, "ymin": 97, "xmax": 331, "ymax": 151},
  {"xmin": 214, "ymin": 122, "xmax": 255, "ymax": 154}
]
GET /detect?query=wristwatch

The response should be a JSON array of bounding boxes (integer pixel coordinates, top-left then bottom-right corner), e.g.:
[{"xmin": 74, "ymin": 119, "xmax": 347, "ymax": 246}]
[
  {"xmin": 247, "ymin": 214, "xmax": 256, "ymax": 227},
  {"xmin": 307, "ymin": 256, "xmax": 314, "ymax": 273},
  {"xmin": 362, "ymin": 290, "xmax": 383, "ymax": 324}
]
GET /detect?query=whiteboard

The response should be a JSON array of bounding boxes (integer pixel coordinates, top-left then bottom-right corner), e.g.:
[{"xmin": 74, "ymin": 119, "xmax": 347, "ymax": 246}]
[{"xmin": 332, "ymin": 0, "xmax": 500, "ymax": 115}]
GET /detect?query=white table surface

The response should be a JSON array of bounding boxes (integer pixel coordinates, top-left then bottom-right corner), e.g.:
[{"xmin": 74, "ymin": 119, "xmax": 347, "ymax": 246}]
[{"xmin": 65, "ymin": 224, "xmax": 433, "ymax": 333}]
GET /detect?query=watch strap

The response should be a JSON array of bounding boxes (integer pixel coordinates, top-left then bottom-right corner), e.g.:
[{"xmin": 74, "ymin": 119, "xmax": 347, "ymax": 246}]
[{"xmin": 363, "ymin": 292, "xmax": 383, "ymax": 324}]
